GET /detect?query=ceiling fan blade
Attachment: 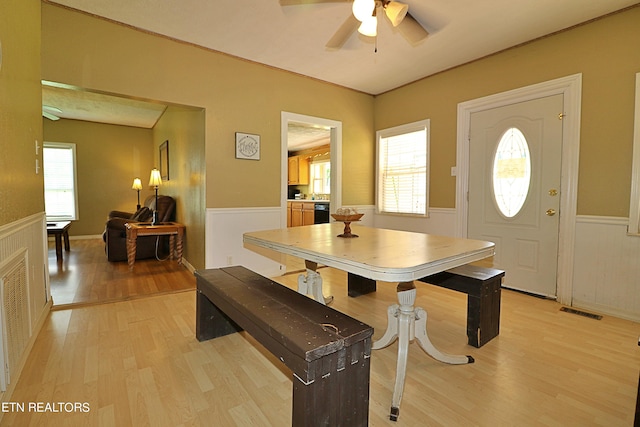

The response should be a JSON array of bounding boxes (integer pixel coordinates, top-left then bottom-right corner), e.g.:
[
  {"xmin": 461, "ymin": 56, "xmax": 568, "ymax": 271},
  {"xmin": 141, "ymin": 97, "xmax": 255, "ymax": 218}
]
[
  {"xmin": 43, "ymin": 105, "xmax": 62, "ymax": 121},
  {"xmin": 326, "ymin": 14, "xmax": 360, "ymax": 50},
  {"xmin": 42, "ymin": 111, "xmax": 60, "ymax": 121},
  {"xmin": 398, "ymin": 12, "xmax": 429, "ymax": 45},
  {"xmin": 279, "ymin": 0, "xmax": 349, "ymax": 5}
]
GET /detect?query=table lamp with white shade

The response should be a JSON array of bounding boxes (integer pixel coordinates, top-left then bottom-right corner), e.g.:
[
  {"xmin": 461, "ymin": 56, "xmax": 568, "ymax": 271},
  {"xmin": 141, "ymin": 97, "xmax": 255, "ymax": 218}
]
[
  {"xmin": 131, "ymin": 178, "xmax": 142, "ymax": 210},
  {"xmin": 149, "ymin": 168, "xmax": 162, "ymax": 225}
]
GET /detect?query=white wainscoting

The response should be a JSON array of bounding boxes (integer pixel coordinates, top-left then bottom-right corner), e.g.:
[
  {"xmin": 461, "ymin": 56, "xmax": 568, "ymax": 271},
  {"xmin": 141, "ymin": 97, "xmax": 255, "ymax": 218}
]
[
  {"xmin": 0, "ymin": 213, "xmax": 52, "ymax": 406},
  {"xmin": 0, "ymin": 213, "xmax": 51, "ymax": 330},
  {"xmin": 572, "ymin": 216, "xmax": 640, "ymax": 322},
  {"xmin": 206, "ymin": 207, "xmax": 284, "ymax": 277},
  {"xmin": 204, "ymin": 205, "xmax": 457, "ymax": 277},
  {"xmin": 372, "ymin": 207, "xmax": 456, "ymax": 236},
  {"xmin": 205, "ymin": 208, "xmax": 640, "ymax": 321}
]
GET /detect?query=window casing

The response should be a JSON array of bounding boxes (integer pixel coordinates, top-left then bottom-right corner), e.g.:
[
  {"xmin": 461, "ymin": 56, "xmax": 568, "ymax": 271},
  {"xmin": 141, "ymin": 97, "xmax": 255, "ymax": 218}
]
[
  {"xmin": 629, "ymin": 73, "xmax": 640, "ymax": 235},
  {"xmin": 376, "ymin": 120, "xmax": 429, "ymax": 216},
  {"xmin": 43, "ymin": 142, "xmax": 79, "ymax": 221}
]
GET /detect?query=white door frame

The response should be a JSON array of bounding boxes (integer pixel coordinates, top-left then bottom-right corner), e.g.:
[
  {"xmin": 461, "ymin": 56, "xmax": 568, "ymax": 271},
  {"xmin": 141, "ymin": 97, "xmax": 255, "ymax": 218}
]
[
  {"xmin": 281, "ymin": 112, "xmax": 342, "ymax": 227},
  {"xmin": 455, "ymin": 74, "xmax": 582, "ymax": 305}
]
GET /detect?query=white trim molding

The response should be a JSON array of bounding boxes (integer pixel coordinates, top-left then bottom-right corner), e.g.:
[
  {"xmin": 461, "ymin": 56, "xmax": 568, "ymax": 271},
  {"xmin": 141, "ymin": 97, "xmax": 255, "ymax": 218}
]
[
  {"xmin": 281, "ymin": 112, "xmax": 342, "ymax": 223},
  {"xmin": 628, "ymin": 72, "xmax": 640, "ymax": 235},
  {"xmin": 456, "ymin": 74, "xmax": 582, "ymax": 306}
]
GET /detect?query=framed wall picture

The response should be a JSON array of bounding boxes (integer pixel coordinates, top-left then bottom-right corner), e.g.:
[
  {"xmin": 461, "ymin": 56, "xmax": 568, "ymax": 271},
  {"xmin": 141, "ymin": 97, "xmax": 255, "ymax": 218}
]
[
  {"xmin": 235, "ymin": 132, "xmax": 260, "ymax": 160},
  {"xmin": 160, "ymin": 140, "xmax": 169, "ymax": 180}
]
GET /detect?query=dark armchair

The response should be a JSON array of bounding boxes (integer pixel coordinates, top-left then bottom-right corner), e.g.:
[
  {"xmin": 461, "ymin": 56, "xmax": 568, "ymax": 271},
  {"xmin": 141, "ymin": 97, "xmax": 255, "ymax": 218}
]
[{"xmin": 103, "ymin": 195, "xmax": 176, "ymax": 262}]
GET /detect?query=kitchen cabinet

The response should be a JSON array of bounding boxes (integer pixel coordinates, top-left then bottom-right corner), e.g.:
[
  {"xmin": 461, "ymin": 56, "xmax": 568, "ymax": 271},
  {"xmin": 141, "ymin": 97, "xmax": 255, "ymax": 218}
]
[
  {"xmin": 303, "ymin": 204, "xmax": 314, "ymax": 226},
  {"xmin": 289, "ymin": 202, "xmax": 315, "ymax": 227},
  {"xmin": 288, "ymin": 156, "xmax": 309, "ymax": 185}
]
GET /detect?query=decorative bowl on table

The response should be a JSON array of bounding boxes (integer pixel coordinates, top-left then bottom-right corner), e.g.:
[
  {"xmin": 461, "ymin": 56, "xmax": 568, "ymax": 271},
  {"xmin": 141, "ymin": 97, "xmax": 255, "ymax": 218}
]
[
  {"xmin": 330, "ymin": 213, "xmax": 364, "ymax": 223},
  {"xmin": 331, "ymin": 209, "xmax": 364, "ymax": 238}
]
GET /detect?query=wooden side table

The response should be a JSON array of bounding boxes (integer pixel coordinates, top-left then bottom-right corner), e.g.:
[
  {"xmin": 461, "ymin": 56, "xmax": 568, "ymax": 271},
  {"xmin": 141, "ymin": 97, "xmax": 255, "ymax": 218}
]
[
  {"xmin": 125, "ymin": 222, "xmax": 185, "ymax": 270},
  {"xmin": 47, "ymin": 221, "xmax": 71, "ymax": 261}
]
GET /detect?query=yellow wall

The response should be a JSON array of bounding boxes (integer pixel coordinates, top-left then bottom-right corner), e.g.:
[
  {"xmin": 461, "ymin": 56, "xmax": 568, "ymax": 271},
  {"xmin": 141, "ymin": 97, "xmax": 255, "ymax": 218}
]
[
  {"xmin": 43, "ymin": 119, "xmax": 154, "ymax": 235},
  {"xmin": 40, "ymin": 3, "xmax": 640, "ymax": 223},
  {"xmin": 0, "ymin": 0, "xmax": 43, "ymax": 226},
  {"xmin": 41, "ymin": 3, "xmax": 376, "ymax": 212},
  {"xmin": 152, "ymin": 106, "xmax": 206, "ymax": 269},
  {"xmin": 42, "ymin": 105, "xmax": 208, "ymax": 268},
  {"xmin": 375, "ymin": 6, "xmax": 640, "ymax": 216}
]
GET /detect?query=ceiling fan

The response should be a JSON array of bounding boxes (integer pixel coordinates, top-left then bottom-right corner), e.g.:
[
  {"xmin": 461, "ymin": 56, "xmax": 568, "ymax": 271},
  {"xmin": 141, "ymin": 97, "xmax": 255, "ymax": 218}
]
[{"xmin": 280, "ymin": 0, "xmax": 429, "ymax": 49}]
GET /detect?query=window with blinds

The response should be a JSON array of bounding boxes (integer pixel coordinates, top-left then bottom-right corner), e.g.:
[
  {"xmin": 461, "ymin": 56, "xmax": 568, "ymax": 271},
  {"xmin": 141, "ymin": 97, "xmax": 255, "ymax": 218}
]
[
  {"xmin": 43, "ymin": 142, "xmax": 78, "ymax": 221},
  {"xmin": 310, "ymin": 160, "xmax": 331, "ymax": 195},
  {"xmin": 376, "ymin": 120, "xmax": 429, "ymax": 216}
]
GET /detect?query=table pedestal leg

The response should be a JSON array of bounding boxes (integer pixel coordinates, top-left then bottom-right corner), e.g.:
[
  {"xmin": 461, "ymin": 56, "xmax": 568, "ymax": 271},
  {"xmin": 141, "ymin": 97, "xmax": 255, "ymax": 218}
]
[
  {"xmin": 297, "ymin": 261, "xmax": 333, "ymax": 305},
  {"xmin": 372, "ymin": 281, "xmax": 474, "ymax": 421}
]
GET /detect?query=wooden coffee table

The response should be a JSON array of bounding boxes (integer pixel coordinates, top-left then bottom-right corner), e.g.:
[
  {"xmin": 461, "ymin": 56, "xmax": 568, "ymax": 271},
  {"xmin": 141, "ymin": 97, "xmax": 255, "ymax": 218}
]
[
  {"xmin": 125, "ymin": 222, "xmax": 185, "ymax": 270},
  {"xmin": 46, "ymin": 221, "xmax": 71, "ymax": 261}
]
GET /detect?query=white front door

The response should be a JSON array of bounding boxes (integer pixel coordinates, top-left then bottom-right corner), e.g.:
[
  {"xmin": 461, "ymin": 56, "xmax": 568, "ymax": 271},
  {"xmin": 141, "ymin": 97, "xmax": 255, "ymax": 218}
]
[{"xmin": 468, "ymin": 94, "xmax": 563, "ymax": 297}]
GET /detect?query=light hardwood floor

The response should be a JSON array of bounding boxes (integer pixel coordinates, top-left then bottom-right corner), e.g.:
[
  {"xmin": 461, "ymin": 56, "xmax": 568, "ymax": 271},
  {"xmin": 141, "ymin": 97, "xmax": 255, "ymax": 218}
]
[
  {"xmin": 48, "ymin": 238, "xmax": 195, "ymax": 308},
  {"xmin": 3, "ymin": 246, "xmax": 639, "ymax": 426}
]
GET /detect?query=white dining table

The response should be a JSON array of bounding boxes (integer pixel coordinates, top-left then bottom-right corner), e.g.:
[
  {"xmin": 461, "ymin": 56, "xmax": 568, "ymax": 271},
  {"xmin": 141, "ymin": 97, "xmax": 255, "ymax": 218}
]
[{"xmin": 243, "ymin": 222, "xmax": 495, "ymax": 421}]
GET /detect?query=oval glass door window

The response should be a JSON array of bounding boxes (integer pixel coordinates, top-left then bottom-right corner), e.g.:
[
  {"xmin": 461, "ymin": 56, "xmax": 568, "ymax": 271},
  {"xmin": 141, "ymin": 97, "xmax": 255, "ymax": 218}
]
[{"xmin": 492, "ymin": 127, "xmax": 531, "ymax": 218}]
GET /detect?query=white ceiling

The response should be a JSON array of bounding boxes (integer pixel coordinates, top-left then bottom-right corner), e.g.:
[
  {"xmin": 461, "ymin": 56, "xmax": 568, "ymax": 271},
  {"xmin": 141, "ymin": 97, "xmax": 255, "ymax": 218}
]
[
  {"xmin": 46, "ymin": 0, "xmax": 639, "ymax": 95},
  {"xmin": 288, "ymin": 122, "xmax": 331, "ymax": 151},
  {"xmin": 42, "ymin": 82, "xmax": 167, "ymax": 128}
]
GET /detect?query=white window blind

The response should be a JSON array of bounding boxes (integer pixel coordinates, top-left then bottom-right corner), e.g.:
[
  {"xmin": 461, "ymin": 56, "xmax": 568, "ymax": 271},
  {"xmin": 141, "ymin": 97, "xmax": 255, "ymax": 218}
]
[
  {"xmin": 377, "ymin": 120, "xmax": 429, "ymax": 216},
  {"xmin": 43, "ymin": 142, "xmax": 78, "ymax": 221}
]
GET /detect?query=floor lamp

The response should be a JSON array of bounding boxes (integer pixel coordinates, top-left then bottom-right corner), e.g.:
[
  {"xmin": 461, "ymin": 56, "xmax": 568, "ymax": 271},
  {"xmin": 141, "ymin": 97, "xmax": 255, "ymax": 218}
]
[
  {"xmin": 149, "ymin": 168, "xmax": 162, "ymax": 225},
  {"xmin": 132, "ymin": 178, "xmax": 142, "ymax": 210}
]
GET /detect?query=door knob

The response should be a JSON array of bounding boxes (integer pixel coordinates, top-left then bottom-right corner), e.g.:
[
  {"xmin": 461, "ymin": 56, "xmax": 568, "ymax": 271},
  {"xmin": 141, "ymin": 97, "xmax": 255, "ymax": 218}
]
[{"xmin": 546, "ymin": 209, "xmax": 556, "ymax": 216}]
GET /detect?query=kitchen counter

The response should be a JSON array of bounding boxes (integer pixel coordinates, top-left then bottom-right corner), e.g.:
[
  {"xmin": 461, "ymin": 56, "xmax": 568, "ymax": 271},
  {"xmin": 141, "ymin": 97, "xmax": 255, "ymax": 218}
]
[{"xmin": 288, "ymin": 199, "xmax": 330, "ymax": 203}]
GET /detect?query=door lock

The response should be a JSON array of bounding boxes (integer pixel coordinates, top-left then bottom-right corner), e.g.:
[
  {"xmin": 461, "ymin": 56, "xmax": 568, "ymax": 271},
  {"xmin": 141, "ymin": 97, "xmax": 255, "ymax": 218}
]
[{"xmin": 546, "ymin": 209, "xmax": 556, "ymax": 216}]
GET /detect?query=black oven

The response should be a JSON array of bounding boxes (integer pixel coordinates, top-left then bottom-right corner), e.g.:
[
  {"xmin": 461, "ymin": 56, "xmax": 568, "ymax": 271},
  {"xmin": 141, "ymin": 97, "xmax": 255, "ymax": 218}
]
[{"xmin": 314, "ymin": 203, "xmax": 330, "ymax": 224}]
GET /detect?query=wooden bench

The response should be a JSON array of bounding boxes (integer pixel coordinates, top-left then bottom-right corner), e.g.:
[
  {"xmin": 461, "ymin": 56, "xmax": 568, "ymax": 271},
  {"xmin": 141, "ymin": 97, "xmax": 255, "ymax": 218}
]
[
  {"xmin": 195, "ymin": 266, "xmax": 374, "ymax": 427},
  {"xmin": 418, "ymin": 264, "xmax": 504, "ymax": 348}
]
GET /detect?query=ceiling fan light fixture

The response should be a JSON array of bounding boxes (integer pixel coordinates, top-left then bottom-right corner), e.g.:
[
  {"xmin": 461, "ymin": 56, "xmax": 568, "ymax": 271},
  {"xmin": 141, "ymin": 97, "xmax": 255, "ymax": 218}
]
[
  {"xmin": 352, "ymin": 0, "xmax": 375, "ymax": 22},
  {"xmin": 384, "ymin": 1, "xmax": 409, "ymax": 27},
  {"xmin": 358, "ymin": 15, "xmax": 378, "ymax": 37}
]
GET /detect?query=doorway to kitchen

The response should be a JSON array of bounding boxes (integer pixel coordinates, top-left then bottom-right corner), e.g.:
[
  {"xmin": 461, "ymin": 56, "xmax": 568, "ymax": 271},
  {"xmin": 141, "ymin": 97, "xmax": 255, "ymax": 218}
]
[{"xmin": 280, "ymin": 112, "xmax": 342, "ymax": 229}]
